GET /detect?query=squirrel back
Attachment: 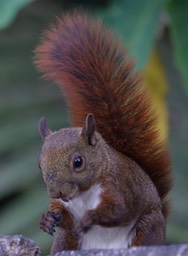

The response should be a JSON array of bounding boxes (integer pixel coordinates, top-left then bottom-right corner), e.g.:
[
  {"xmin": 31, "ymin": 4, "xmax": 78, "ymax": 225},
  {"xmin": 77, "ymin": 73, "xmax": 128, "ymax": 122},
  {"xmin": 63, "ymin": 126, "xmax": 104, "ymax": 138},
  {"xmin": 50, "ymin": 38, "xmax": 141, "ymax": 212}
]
[{"xmin": 35, "ymin": 11, "xmax": 172, "ymax": 217}]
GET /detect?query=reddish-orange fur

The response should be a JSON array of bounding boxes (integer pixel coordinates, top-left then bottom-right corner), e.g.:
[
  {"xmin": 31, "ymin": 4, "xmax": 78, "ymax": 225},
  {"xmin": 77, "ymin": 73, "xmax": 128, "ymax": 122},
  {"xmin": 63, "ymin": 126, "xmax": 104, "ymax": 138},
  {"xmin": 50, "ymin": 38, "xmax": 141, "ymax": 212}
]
[
  {"xmin": 49, "ymin": 200, "xmax": 79, "ymax": 250},
  {"xmin": 35, "ymin": 11, "xmax": 172, "ymax": 217}
]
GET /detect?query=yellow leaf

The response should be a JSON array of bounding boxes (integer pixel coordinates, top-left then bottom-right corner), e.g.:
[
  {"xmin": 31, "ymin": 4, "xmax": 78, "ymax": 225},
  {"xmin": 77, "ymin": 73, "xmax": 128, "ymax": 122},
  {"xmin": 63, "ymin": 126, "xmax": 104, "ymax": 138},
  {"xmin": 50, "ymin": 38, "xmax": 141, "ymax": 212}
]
[{"xmin": 143, "ymin": 49, "xmax": 168, "ymax": 142}]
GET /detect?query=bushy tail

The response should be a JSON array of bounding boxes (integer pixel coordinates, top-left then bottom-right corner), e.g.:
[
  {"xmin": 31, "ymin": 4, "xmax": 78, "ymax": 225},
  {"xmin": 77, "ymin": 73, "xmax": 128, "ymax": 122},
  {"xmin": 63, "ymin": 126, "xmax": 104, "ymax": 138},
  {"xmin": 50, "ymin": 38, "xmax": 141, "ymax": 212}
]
[{"xmin": 35, "ymin": 11, "xmax": 172, "ymax": 217}]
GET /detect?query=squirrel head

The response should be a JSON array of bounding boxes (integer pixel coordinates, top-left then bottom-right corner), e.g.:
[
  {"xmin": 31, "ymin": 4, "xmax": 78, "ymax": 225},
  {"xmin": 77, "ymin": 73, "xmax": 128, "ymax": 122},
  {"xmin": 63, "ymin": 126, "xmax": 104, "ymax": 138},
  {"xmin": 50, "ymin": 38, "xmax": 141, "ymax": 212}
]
[{"xmin": 38, "ymin": 114, "xmax": 106, "ymax": 201}]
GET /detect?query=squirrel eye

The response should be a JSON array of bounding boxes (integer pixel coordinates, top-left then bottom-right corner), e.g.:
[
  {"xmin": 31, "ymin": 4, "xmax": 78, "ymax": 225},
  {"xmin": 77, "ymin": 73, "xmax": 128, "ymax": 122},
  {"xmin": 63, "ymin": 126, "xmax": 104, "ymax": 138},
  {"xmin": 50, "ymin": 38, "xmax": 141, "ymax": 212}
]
[{"xmin": 73, "ymin": 155, "xmax": 84, "ymax": 171}]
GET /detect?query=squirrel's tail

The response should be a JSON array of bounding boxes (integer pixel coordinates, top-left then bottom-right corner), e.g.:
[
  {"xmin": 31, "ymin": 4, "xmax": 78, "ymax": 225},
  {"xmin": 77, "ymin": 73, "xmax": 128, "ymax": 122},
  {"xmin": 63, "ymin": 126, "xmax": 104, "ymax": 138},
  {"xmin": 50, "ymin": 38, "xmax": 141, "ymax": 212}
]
[{"xmin": 35, "ymin": 11, "xmax": 172, "ymax": 217}]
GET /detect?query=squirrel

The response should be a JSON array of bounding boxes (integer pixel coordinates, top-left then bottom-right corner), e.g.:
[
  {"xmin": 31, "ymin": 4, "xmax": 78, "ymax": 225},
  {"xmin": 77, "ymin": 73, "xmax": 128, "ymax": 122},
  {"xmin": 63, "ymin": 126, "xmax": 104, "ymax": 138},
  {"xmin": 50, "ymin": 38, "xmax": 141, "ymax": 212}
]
[{"xmin": 34, "ymin": 10, "xmax": 172, "ymax": 255}]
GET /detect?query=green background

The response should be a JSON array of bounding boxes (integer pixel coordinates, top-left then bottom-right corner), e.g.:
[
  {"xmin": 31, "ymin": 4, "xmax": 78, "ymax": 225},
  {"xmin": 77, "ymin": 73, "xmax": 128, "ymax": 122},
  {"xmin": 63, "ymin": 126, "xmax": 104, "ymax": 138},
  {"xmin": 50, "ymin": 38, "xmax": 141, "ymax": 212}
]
[{"xmin": 0, "ymin": 0, "xmax": 188, "ymax": 254}]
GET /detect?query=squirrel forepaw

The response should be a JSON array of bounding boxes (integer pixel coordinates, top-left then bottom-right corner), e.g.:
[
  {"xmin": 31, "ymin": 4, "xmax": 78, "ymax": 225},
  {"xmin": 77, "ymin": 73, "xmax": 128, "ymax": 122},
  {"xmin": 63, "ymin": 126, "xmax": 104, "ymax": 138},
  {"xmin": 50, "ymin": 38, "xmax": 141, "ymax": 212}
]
[{"xmin": 40, "ymin": 211, "xmax": 63, "ymax": 236}]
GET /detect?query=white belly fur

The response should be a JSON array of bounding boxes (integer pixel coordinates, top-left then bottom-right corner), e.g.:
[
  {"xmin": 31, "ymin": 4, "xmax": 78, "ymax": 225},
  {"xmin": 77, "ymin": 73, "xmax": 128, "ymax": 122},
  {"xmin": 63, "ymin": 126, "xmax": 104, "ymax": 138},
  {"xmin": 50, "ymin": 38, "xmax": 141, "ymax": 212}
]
[
  {"xmin": 60, "ymin": 184, "xmax": 135, "ymax": 249},
  {"xmin": 81, "ymin": 225, "xmax": 135, "ymax": 249}
]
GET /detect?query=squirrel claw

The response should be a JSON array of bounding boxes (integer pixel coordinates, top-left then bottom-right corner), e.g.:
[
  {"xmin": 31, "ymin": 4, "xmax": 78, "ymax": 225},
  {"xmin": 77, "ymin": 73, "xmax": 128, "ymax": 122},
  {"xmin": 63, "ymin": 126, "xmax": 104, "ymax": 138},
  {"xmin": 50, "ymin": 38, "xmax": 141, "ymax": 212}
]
[
  {"xmin": 51, "ymin": 211, "xmax": 62, "ymax": 226},
  {"xmin": 40, "ymin": 211, "xmax": 63, "ymax": 235}
]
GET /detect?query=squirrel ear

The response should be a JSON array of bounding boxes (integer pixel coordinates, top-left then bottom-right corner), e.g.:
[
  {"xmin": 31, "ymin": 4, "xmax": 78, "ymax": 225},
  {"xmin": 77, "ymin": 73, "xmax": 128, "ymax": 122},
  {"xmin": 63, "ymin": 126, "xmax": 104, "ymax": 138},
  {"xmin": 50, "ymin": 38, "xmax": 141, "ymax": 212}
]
[
  {"xmin": 39, "ymin": 117, "xmax": 52, "ymax": 140},
  {"xmin": 82, "ymin": 113, "xmax": 96, "ymax": 146}
]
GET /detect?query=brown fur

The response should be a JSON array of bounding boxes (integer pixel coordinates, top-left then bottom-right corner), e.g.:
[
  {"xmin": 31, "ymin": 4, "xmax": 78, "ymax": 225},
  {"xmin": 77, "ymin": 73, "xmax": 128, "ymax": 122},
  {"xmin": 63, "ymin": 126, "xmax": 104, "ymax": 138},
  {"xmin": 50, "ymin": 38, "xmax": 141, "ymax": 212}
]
[
  {"xmin": 49, "ymin": 199, "xmax": 79, "ymax": 253},
  {"xmin": 35, "ymin": 11, "xmax": 172, "ymax": 217},
  {"xmin": 38, "ymin": 123, "xmax": 166, "ymax": 251},
  {"xmin": 35, "ymin": 11, "xmax": 172, "ymax": 252}
]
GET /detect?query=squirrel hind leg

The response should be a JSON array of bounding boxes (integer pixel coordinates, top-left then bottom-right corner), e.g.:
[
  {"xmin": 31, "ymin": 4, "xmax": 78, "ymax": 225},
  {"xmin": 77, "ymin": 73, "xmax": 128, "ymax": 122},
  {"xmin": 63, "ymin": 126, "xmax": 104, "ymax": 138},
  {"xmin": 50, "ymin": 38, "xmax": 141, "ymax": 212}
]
[
  {"xmin": 51, "ymin": 228, "xmax": 79, "ymax": 254},
  {"xmin": 50, "ymin": 229, "xmax": 65, "ymax": 254},
  {"xmin": 131, "ymin": 208, "xmax": 165, "ymax": 246}
]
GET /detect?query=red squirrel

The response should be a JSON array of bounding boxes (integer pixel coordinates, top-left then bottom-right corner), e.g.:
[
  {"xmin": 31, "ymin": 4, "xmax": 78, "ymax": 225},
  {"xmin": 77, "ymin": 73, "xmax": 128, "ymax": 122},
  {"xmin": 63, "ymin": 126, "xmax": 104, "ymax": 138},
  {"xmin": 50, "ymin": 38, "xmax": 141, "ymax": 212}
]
[{"xmin": 34, "ymin": 10, "xmax": 172, "ymax": 254}]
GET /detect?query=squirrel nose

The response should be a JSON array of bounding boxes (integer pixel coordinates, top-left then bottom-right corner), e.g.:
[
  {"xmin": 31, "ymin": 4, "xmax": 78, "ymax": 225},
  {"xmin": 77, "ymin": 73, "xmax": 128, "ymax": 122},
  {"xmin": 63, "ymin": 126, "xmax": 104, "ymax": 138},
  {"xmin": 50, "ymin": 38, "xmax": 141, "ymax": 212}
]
[
  {"xmin": 61, "ymin": 198, "xmax": 69, "ymax": 202},
  {"xmin": 59, "ymin": 191, "xmax": 70, "ymax": 202}
]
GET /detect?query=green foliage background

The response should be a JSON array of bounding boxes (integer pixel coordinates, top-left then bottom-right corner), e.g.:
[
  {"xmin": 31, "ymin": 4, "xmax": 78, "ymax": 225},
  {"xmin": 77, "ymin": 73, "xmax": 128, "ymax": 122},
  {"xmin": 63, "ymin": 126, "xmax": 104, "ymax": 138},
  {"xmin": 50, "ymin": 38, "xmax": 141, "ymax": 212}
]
[{"xmin": 0, "ymin": 0, "xmax": 188, "ymax": 254}]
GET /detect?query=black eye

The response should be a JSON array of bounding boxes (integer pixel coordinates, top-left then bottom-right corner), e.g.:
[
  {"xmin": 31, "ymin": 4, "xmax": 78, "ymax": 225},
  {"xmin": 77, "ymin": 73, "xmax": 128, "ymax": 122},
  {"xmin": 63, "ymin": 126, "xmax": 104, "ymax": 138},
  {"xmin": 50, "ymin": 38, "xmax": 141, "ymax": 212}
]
[
  {"xmin": 72, "ymin": 154, "xmax": 85, "ymax": 172},
  {"xmin": 74, "ymin": 156, "xmax": 83, "ymax": 169}
]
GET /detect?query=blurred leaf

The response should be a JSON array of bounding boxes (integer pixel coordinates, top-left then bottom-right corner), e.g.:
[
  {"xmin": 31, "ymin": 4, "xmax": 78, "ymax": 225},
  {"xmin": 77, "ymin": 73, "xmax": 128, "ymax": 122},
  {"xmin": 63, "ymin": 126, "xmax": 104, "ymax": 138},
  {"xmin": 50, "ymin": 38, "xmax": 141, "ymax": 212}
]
[
  {"xmin": 0, "ymin": 187, "xmax": 48, "ymax": 235},
  {"xmin": 168, "ymin": 0, "xmax": 188, "ymax": 92},
  {"xmin": 0, "ymin": 186, "xmax": 52, "ymax": 254},
  {"xmin": 167, "ymin": 222, "xmax": 188, "ymax": 243},
  {"xmin": 0, "ymin": 0, "xmax": 36, "ymax": 29},
  {"xmin": 0, "ymin": 108, "xmax": 67, "ymax": 154},
  {"xmin": 143, "ymin": 49, "xmax": 168, "ymax": 142},
  {"xmin": 32, "ymin": 230, "xmax": 53, "ymax": 256},
  {"xmin": 0, "ymin": 1, "xmax": 67, "ymax": 252},
  {"xmin": 98, "ymin": 0, "xmax": 167, "ymax": 68},
  {"xmin": 0, "ymin": 154, "xmax": 39, "ymax": 198}
]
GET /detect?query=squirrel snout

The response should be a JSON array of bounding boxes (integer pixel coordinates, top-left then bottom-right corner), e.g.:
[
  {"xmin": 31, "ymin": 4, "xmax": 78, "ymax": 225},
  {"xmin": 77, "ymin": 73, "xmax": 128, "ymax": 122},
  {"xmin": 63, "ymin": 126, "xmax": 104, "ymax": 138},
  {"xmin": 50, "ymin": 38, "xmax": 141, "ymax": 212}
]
[
  {"xmin": 59, "ymin": 191, "xmax": 70, "ymax": 202},
  {"xmin": 61, "ymin": 198, "xmax": 69, "ymax": 203},
  {"xmin": 48, "ymin": 188, "xmax": 65, "ymax": 200},
  {"xmin": 50, "ymin": 191, "xmax": 70, "ymax": 202},
  {"xmin": 48, "ymin": 182, "xmax": 79, "ymax": 201}
]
